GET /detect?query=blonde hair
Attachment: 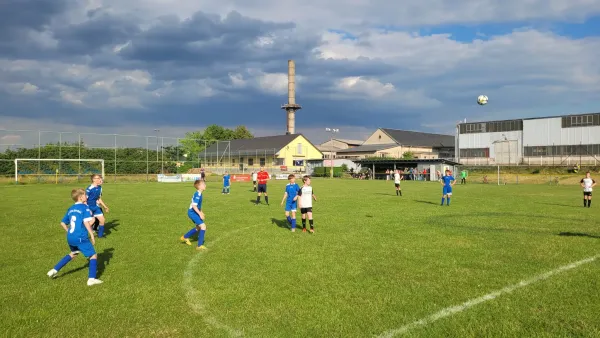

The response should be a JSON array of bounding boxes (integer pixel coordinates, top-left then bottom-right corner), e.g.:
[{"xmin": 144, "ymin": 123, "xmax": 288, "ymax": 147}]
[{"xmin": 71, "ymin": 188, "xmax": 86, "ymax": 202}]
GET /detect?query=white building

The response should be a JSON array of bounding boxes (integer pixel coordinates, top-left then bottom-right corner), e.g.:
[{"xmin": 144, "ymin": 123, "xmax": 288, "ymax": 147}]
[{"xmin": 457, "ymin": 112, "xmax": 600, "ymax": 165}]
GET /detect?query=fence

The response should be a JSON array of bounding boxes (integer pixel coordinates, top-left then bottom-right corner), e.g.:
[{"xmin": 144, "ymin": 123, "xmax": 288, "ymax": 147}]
[{"xmin": 0, "ymin": 129, "xmax": 258, "ymax": 183}]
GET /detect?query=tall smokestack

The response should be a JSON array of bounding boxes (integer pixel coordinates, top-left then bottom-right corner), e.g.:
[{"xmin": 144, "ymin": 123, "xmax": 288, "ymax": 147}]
[{"xmin": 281, "ymin": 59, "xmax": 301, "ymax": 135}]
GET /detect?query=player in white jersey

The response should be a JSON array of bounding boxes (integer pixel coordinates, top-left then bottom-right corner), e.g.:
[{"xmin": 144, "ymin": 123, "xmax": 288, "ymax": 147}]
[
  {"xmin": 580, "ymin": 171, "xmax": 596, "ymax": 208},
  {"xmin": 393, "ymin": 169, "xmax": 403, "ymax": 196},
  {"xmin": 298, "ymin": 175, "xmax": 317, "ymax": 233},
  {"xmin": 252, "ymin": 171, "xmax": 258, "ymax": 192}
]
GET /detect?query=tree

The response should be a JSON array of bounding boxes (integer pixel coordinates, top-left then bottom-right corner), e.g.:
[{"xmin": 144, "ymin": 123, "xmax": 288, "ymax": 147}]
[
  {"xmin": 402, "ymin": 151, "xmax": 415, "ymax": 159},
  {"xmin": 179, "ymin": 125, "xmax": 254, "ymax": 158},
  {"xmin": 232, "ymin": 125, "xmax": 253, "ymax": 140}
]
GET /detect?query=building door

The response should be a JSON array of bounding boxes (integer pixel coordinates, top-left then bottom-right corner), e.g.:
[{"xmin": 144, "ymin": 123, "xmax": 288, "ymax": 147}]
[{"xmin": 494, "ymin": 140, "xmax": 518, "ymax": 164}]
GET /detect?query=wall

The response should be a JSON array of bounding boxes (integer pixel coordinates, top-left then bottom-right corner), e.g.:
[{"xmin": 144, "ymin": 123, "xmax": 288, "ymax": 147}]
[
  {"xmin": 277, "ymin": 135, "xmax": 323, "ymax": 170},
  {"xmin": 458, "ymin": 130, "xmax": 523, "ymax": 161},
  {"xmin": 523, "ymin": 117, "xmax": 600, "ymax": 146}
]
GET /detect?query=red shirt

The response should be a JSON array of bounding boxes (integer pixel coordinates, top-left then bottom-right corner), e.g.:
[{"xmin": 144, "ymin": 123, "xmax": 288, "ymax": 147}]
[{"xmin": 257, "ymin": 171, "xmax": 269, "ymax": 184}]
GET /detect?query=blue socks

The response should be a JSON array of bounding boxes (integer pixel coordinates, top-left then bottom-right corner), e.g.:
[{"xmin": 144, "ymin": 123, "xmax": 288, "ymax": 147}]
[
  {"xmin": 291, "ymin": 219, "xmax": 296, "ymax": 229},
  {"xmin": 286, "ymin": 216, "xmax": 292, "ymax": 224},
  {"xmin": 447, "ymin": 198, "xmax": 451, "ymax": 206},
  {"xmin": 441, "ymin": 198, "xmax": 445, "ymax": 205},
  {"xmin": 198, "ymin": 230, "xmax": 206, "ymax": 246},
  {"xmin": 184, "ymin": 228, "xmax": 198, "ymax": 238},
  {"xmin": 54, "ymin": 254, "xmax": 72, "ymax": 271},
  {"xmin": 98, "ymin": 225, "xmax": 105, "ymax": 237},
  {"xmin": 89, "ymin": 258, "xmax": 97, "ymax": 279}
]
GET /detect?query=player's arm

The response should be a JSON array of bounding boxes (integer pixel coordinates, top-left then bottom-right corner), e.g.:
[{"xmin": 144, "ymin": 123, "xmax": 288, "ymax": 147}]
[
  {"xmin": 83, "ymin": 209, "xmax": 95, "ymax": 244},
  {"xmin": 593, "ymin": 179, "xmax": 597, "ymax": 187},
  {"xmin": 580, "ymin": 179, "xmax": 585, "ymax": 187},
  {"xmin": 98, "ymin": 197, "xmax": 110, "ymax": 213},
  {"xmin": 281, "ymin": 192, "xmax": 288, "ymax": 206}
]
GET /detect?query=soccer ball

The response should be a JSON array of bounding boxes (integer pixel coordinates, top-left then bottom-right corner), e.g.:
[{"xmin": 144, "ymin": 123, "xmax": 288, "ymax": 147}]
[{"xmin": 477, "ymin": 95, "xmax": 488, "ymax": 105}]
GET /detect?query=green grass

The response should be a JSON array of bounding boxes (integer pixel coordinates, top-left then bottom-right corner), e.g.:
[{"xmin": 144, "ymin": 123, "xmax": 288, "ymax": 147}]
[{"xmin": 1, "ymin": 180, "xmax": 599, "ymax": 337}]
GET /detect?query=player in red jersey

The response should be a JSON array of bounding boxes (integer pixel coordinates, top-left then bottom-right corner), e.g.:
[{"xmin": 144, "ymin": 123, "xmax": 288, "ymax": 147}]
[{"xmin": 255, "ymin": 166, "xmax": 270, "ymax": 205}]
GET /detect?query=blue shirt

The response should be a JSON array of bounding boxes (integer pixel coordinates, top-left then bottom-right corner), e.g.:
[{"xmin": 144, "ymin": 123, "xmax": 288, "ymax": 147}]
[
  {"xmin": 285, "ymin": 183, "xmax": 301, "ymax": 202},
  {"xmin": 223, "ymin": 175, "xmax": 230, "ymax": 186},
  {"xmin": 189, "ymin": 191, "xmax": 203, "ymax": 211},
  {"xmin": 442, "ymin": 175, "xmax": 455, "ymax": 186},
  {"xmin": 61, "ymin": 202, "xmax": 94, "ymax": 242},
  {"xmin": 86, "ymin": 185, "xmax": 102, "ymax": 207}
]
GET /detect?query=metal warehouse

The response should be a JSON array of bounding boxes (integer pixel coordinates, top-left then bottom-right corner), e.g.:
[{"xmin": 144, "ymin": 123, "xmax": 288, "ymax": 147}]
[{"xmin": 456, "ymin": 112, "xmax": 600, "ymax": 165}]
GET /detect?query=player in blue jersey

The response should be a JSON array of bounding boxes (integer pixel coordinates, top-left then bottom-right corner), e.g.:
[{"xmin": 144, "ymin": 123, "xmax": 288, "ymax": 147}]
[
  {"xmin": 86, "ymin": 174, "xmax": 110, "ymax": 238},
  {"xmin": 47, "ymin": 188, "xmax": 103, "ymax": 286},
  {"xmin": 280, "ymin": 174, "xmax": 301, "ymax": 232},
  {"xmin": 440, "ymin": 169, "xmax": 456, "ymax": 206},
  {"xmin": 180, "ymin": 180, "xmax": 208, "ymax": 250},
  {"xmin": 222, "ymin": 172, "xmax": 231, "ymax": 194}
]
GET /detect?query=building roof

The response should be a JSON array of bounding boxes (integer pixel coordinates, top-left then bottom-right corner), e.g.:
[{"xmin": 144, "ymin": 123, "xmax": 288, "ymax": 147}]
[
  {"xmin": 353, "ymin": 158, "xmax": 462, "ymax": 166},
  {"xmin": 332, "ymin": 138, "xmax": 364, "ymax": 145},
  {"xmin": 202, "ymin": 134, "xmax": 322, "ymax": 156},
  {"xmin": 380, "ymin": 128, "xmax": 455, "ymax": 148},
  {"xmin": 336, "ymin": 143, "xmax": 398, "ymax": 153},
  {"xmin": 457, "ymin": 111, "xmax": 600, "ymax": 125}
]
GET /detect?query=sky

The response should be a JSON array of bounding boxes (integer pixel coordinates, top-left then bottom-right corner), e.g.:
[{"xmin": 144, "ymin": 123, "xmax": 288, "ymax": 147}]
[{"xmin": 1, "ymin": 0, "xmax": 600, "ymax": 146}]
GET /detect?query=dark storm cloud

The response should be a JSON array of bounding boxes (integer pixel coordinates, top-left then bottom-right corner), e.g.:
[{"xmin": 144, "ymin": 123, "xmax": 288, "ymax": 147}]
[
  {"xmin": 53, "ymin": 9, "xmax": 142, "ymax": 55},
  {"xmin": 0, "ymin": 0, "xmax": 71, "ymax": 33}
]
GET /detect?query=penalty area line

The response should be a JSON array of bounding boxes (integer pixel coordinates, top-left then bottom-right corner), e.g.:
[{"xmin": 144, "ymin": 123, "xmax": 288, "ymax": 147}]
[{"xmin": 377, "ymin": 254, "xmax": 600, "ymax": 338}]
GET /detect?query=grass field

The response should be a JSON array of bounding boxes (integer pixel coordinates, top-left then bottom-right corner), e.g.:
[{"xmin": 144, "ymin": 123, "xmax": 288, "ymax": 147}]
[{"xmin": 1, "ymin": 179, "xmax": 599, "ymax": 337}]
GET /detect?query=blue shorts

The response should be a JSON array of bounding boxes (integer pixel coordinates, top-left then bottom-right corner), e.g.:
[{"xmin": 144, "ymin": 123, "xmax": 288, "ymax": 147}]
[
  {"xmin": 68, "ymin": 238, "xmax": 96, "ymax": 258},
  {"xmin": 285, "ymin": 200, "xmax": 297, "ymax": 212},
  {"xmin": 188, "ymin": 210, "xmax": 204, "ymax": 225},
  {"xmin": 89, "ymin": 205, "xmax": 103, "ymax": 217},
  {"xmin": 443, "ymin": 186, "xmax": 453, "ymax": 195}
]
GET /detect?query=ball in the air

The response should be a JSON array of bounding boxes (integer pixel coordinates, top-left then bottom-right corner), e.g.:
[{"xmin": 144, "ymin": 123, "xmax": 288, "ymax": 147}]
[{"xmin": 477, "ymin": 95, "xmax": 488, "ymax": 105}]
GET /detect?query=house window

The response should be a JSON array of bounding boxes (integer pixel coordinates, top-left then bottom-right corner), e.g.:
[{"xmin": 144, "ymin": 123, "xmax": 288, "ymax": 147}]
[
  {"xmin": 232, "ymin": 159, "xmax": 236, "ymax": 164},
  {"xmin": 259, "ymin": 158, "xmax": 266, "ymax": 166},
  {"xmin": 459, "ymin": 148, "xmax": 489, "ymax": 158},
  {"xmin": 296, "ymin": 143, "xmax": 302, "ymax": 154},
  {"xmin": 248, "ymin": 158, "xmax": 254, "ymax": 166}
]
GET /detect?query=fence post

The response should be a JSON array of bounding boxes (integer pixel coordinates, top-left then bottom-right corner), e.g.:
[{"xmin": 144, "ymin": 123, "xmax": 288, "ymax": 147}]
[
  {"xmin": 114, "ymin": 135, "xmax": 117, "ymax": 183},
  {"xmin": 146, "ymin": 136, "xmax": 149, "ymax": 183},
  {"xmin": 78, "ymin": 133, "xmax": 81, "ymax": 182}
]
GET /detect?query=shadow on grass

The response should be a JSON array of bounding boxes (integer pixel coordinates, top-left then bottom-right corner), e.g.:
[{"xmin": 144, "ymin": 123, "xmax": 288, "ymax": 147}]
[
  {"xmin": 271, "ymin": 217, "xmax": 290, "ymax": 230},
  {"xmin": 538, "ymin": 202, "xmax": 580, "ymax": 208},
  {"xmin": 414, "ymin": 200, "xmax": 438, "ymax": 205},
  {"xmin": 103, "ymin": 219, "xmax": 119, "ymax": 236},
  {"xmin": 558, "ymin": 232, "xmax": 600, "ymax": 239}
]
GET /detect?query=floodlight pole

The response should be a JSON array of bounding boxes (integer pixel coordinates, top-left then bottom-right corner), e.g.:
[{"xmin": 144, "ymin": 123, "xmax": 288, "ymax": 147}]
[
  {"xmin": 325, "ymin": 128, "xmax": 339, "ymax": 178},
  {"xmin": 154, "ymin": 129, "xmax": 160, "ymax": 173}
]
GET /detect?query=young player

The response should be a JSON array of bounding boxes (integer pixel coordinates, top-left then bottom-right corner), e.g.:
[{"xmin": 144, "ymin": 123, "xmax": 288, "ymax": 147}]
[
  {"xmin": 298, "ymin": 175, "xmax": 317, "ymax": 233},
  {"xmin": 255, "ymin": 167, "xmax": 270, "ymax": 205},
  {"xmin": 222, "ymin": 172, "xmax": 230, "ymax": 194},
  {"xmin": 86, "ymin": 174, "xmax": 109, "ymax": 238},
  {"xmin": 47, "ymin": 188, "xmax": 103, "ymax": 286},
  {"xmin": 581, "ymin": 171, "xmax": 596, "ymax": 208},
  {"xmin": 440, "ymin": 169, "xmax": 456, "ymax": 206},
  {"xmin": 393, "ymin": 169, "xmax": 403, "ymax": 196},
  {"xmin": 280, "ymin": 174, "xmax": 301, "ymax": 232},
  {"xmin": 460, "ymin": 170, "xmax": 468, "ymax": 184},
  {"xmin": 180, "ymin": 180, "xmax": 208, "ymax": 250},
  {"xmin": 252, "ymin": 171, "xmax": 258, "ymax": 192}
]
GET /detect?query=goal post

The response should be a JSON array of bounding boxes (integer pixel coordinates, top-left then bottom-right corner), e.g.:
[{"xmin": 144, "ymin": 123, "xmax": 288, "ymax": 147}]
[{"xmin": 14, "ymin": 159, "xmax": 105, "ymax": 184}]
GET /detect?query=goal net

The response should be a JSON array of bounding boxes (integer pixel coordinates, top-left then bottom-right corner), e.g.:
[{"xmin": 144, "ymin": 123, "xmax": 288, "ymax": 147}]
[{"xmin": 14, "ymin": 159, "xmax": 105, "ymax": 184}]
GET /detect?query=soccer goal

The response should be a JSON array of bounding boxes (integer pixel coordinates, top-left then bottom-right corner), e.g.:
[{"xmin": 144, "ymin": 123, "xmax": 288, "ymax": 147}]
[{"xmin": 14, "ymin": 159, "xmax": 105, "ymax": 184}]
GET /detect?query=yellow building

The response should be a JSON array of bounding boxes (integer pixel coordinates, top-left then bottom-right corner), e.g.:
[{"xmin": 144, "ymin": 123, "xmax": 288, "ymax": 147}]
[{"xmin": 202, "ymin": 134, "xmax": 323, "ymax": 172}]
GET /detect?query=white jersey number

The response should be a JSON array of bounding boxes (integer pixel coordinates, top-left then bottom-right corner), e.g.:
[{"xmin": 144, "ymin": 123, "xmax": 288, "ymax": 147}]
[{"xmin": 69, "ymin": 216, "xmax": 77, "ymax": 233}]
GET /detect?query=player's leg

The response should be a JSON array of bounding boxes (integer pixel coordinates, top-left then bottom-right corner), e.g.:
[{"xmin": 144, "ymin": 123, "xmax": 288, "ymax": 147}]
[
  {"xmin": 256, "ymin": 185, "xmax": 263, "ymax": 204},
  {"xmin": 285, "ymin": 209, "xmax": 292, "ymax": 224},
  {"xmin": 79, "ymin": 242, "xmax": 102, "ymax": 286},
  {"xmin": 290, "ymin": 209, "xmax": 297, "ymax": 231},
  {"xmin": 301, "ymin": 209, "xmax": 307, "ymax": 231},
  {"xmin": 264, "ymin": 186, "xmax": 269, "ymax": 205},
  {"xmin": 181, "ymin": 213, "xmax": 201, "ymax": 245},
  {"xmin": 308, "ymin": 210, "xmax": 314, "ymax": 233},
  {"xmin": 196, "ymin": 223, "xmax": 207, "ymax": 250},
  {"xmin": 47, "ymin": 246, "xmax": 79, "ymax": 278},
  {"xmin": 441, "ymin": 187, "xmax": 446, "ymax": 205},
  {"xmin": 446, "ymin": 190, "xmax": 452, "ymax": 205},
  {"xmin": 96, "ymin": 214, "xmax": 106, "ymax": 238}
]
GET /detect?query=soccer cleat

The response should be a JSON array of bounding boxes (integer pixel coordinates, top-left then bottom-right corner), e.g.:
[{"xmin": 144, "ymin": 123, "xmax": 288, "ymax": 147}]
[
  {"xmin": 196, "ymin": 245, "xmax": 207, "ymax": 251},
  {"xmin": 302, "ymin": 228, "xmax": 307, "ymax": 233},
  {"xmin": 87, "ymin": 278, "xmax": 103, "ymax": 286},
  {"xmin": 291, "ymin": 228, "xmax": 296, "ymax": 232},
  {"xmin": 180, "ymin": 236, "xmax": 192, "ymax": 246},
  {"xmin": 309, "ymin": 229, "xmax": 314, "ymax": 234},
  {"xmin": 47, "ymin": 269, "xmax": 58, "ymax": 278}
]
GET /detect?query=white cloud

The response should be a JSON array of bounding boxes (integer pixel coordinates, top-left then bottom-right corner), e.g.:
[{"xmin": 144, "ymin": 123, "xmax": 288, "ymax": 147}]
[
  {"xmin": 336, "ymin": 76, "xmax": 395, "ymax": 97},
  {"xmin": 21, "ymin": 83, "xmax": 39, "ymax": 94},
  {"xmin": 257, "ymin": 73, "xmax": 288, "ymax": 95}
]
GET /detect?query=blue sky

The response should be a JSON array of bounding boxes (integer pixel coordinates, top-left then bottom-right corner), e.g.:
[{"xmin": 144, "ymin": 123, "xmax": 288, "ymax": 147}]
[{"xmin": 1, "ymin": 0, "xmax": 599, "ymax": 145}]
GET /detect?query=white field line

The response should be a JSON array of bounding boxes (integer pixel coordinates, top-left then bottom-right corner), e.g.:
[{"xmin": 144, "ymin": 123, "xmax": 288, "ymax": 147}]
[
  {"xmin": 377, "ymin": 254, "xmax": 600, "ymax": 338},
  {"xmin": 182, "ymin": 225, "xmax": 258, "ymax": 337}
]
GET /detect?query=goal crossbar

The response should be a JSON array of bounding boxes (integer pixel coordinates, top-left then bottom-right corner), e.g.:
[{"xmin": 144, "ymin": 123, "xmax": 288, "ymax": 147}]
[{"xmin": 14, "ymin": 158, "xmax": 105, "ymax": 184}]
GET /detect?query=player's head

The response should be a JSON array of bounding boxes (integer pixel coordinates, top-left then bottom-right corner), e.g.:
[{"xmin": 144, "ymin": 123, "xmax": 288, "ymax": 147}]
[
  {"xmin": 71, "ymin": 188, "xmax": 87, "ymax": 203},
  {"xmin": 303, "ymin": 175, "xmax": 311, "ymax": 185},
  {"xmin": 259, "ymin": 166, "xmax": 264, "ymax": 172},
  {"xmin": 91, "ymin": 174, "xmax": 103, "ymax": 184},
  {"xmin": 586, "ymin": 171, "xmax": 591, "ymax": 177},
  {"xmin": 287, "ymin": 174, "xmax": 295, "ymax": 183},
  {"xmin": 194, "ymin": 179, "xmax": 206, "ymax": 191}
]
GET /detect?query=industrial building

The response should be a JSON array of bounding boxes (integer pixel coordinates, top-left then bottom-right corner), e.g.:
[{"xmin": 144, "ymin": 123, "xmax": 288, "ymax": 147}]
[{"xmin": 456, "ymin": 112, "xmax": 600, "ymax": 165}]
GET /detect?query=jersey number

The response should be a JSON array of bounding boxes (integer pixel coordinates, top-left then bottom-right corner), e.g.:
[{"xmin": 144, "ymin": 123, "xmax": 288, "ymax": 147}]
[{"xmin": 69, "ymin": 216, "xmax": 77, "ymax": 233}]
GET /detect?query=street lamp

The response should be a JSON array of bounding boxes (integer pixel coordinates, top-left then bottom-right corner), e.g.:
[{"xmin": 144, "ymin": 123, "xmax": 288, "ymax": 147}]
[{"xmin": 325, "ymin": 128, "xmax": 339, "ymax": 178}]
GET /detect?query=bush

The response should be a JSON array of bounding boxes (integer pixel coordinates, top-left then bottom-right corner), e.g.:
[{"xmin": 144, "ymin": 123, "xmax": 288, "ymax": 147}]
[{"xmin": 312, "ymin": 166, "xmax": 343, "ymax": 177}]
